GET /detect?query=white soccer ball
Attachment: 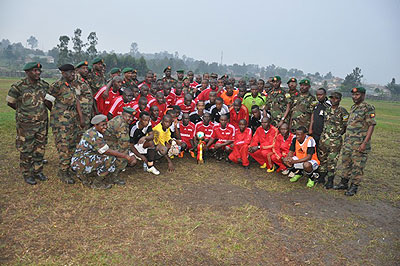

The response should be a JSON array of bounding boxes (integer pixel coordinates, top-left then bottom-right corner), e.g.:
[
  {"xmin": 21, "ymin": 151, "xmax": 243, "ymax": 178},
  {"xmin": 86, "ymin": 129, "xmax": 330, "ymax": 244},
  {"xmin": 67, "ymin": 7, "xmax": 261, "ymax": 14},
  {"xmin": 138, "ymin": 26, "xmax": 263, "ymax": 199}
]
[{"xmin": 196, "ymin": 131, "xmax": 205, "ymax": 139}]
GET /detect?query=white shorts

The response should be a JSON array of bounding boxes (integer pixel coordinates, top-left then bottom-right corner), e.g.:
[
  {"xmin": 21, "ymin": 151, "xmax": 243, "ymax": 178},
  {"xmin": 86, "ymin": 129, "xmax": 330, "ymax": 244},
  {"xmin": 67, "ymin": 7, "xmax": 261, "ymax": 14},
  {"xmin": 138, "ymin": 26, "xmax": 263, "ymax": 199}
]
[{"xmin": 292, "ymin": 156, "xmax": 319, "ymax": 171}]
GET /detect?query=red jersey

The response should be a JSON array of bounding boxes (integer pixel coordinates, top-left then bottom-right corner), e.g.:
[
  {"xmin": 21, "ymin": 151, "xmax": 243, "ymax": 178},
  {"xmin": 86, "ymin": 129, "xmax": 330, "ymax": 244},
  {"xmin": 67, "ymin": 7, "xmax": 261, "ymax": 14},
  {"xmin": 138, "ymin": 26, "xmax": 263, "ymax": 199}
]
[
  {"xmin": 179, "ymin": 121, "xmax": 195, "ymax": 144},
  {"xmin": 165, "ymin": 92, "xmax": 177, "ymax": 106},
  {"xmin": 150, "ymin": 116, "xmax": 161, "ymax": 127},
  {"xmin": 250, "ymin": 126, "xmax": 279, "ymax": 153},
  {"xmin": 138, "ymin": 81, "xmax": 151, "ymax": 89},
  {"xmin": 189, "ymin": 81, "xmax": 199, "ymax": 89},
  {"xmin": 172, "ymin": 89, "xmax": 185, "ymax": 102},
  {"xmin": 196, "ymin": 88, "xmax": 222, "ymax": 102},
  {"xmin": 108, "ymin": 96, "xmax": 136, "ymax": 117},
  {"xmin": 148, "ymin": 98, "xmax": 167, "ymax": 119},
  {"xmin": 234, "ymin": 127, "xmax": 252, "ymax": 146},
  {"xmin": 132, "ymin": 103, "xmax": 150, "ymax": 121},
  {"xmin": 277, "ymin": 133, "xmax": 295, "ymax": 157},
  {"xmin": 229, "ymin": 105, "xmax": 249, "ymax": 130},
  {"xmin": 211, "ymin": 123, "xmax": 236, "ymax": 142},
  {"xmin": 195, "ymin": 121, "xmax": 215, "ymax": 139},
  {"xmin": 94, "ymin": 86, "xmax": 121, "ymax": 115},
  {"xmin": 177, "ymin": 99, "xmax": 196, "ymax": 114}
]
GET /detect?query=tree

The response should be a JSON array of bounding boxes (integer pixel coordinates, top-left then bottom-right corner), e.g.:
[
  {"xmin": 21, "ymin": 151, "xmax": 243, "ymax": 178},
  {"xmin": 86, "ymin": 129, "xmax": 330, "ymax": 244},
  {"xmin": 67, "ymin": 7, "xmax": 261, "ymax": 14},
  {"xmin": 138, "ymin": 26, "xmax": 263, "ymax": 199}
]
[
  {"xmin": 340, "ymin": 67, "xmax": 363, "ymax": 92},
  {"xmin": 27, "ymin": 36, "xmax": 38, "ymax": 49},
  {"xmin": 324, "ymin": 71, "xmax": 333, "ymax": 79},
  {"xmin": 130, "ymin": 42, "xmax": 138, "ymax": 57},
  {"xmin": 386, "ymin": 78, "xmax": 400, "ymax": 95},
  {"xmin": 137, "ymin": 56, "xmax": 148, "ymax": 76},
  {"xmin": 72, "ymin": 28, "xmax": 86, "ymax": 63},
  {"xmin": 86, "ymin": 32, "xmax": 98, "ymax": 59},
  {"xmin": 323, "ymin": 80, "xmax": 328, "ymax": 89},
  {"xmin": 57, "ymin": 35, "xmax": 71, "ymax": 65}
]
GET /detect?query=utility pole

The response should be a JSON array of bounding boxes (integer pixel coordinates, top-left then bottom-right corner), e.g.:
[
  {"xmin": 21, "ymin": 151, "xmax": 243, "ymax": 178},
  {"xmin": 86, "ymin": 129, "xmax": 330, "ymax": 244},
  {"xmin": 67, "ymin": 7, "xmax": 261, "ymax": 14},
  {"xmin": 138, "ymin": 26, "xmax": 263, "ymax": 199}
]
[{"xmin": 220, "ymin": 50, "xmax": 223, "ymax": 65}]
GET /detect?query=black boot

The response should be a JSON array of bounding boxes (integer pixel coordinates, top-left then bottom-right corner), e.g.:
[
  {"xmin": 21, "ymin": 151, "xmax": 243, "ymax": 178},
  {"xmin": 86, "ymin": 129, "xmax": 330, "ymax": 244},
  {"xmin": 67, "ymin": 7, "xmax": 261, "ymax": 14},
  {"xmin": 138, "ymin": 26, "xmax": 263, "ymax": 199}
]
[
  {"xmin": 324, "ymin": 175, "xmax": 334, "ymax": 189},
  {"xmin": 24, "ymin": 176, "xmax": 37, "ymax": 185},
  {"xmin": 345, "ymin": 183, "xmax": 358, "ymax": 196},
  {"xmin": 35, "ymin": 173, "xmax": 48, "ymax": 181},
  {"xmin": 58, "ymin": 170, "xmax": 75, "ymax": 184},
  {"xmin": 111, "ymin": 170, "xmax": 126, "ymax": 186},
  {"xmin": 333, "ymin": 178, "xmax": 349, "ymax": 190},
  {"xmin": 317, "ymin": 172, "xmax": 327, "ymax": 184}
]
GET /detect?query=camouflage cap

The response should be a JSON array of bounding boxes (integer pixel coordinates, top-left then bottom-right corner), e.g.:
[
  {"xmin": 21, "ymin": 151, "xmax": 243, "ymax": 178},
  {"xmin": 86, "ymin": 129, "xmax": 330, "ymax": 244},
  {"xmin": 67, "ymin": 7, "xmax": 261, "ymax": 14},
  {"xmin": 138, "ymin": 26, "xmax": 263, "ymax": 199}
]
[
  {"xmin": 329, "ymin": 91, "xmax": 342, "ymax": 99},
  {"xmin": 299, "ymin": 78, "xmax": 311, "ymax": 85},
  {"xmin": 91, "ymin": 57, "xmax": 104, "ymax": 65},
  {"xmin": 23, "ymin": 62, "xmax": 42, "ymax": 71},
  {"xmin": 110, "ymin": 67, "xmax": 121, "ymax": 74},
  {"xmin": 351, "ymin": 87, "xmax": 366, "ymax": 94},
  {"xmin": 122, "ymin": 107, "xmax": 135, "ymax": 115},
  {"xmin": 91, "ymin": 114, "xmax": 107, "ymax": 125},
  {"xmin": 58, "ymin": 64, "xmax": 75, "ymax": 71},
  {"xmin": 272, "ymin": 76, "xmax": 281, "ymax": 82},
  {"xmin": 163, "ymin": 66, "xmax": 172, "ymax": 72},
  {"xmin": 176, "ymin": 69, "xmax": 184, "ymax": 73},
  {"xmin": 75, "ymin": 61, "xmax": 88, "ymax": 68},
  {"xmin": 287, "ymin": 77, "xmax": 297, "ymax": 84},
  {"xmin": 122, "ymin": 67, "xmax": 134, "ymax": 73}
]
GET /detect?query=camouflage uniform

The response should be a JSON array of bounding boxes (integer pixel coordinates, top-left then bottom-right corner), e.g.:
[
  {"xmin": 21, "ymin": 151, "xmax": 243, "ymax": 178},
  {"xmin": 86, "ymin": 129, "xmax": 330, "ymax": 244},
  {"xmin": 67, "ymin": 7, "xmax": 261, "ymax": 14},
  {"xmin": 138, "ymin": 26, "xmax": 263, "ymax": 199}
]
[
  {"xmin": 122, "ymin": 78, "xmax": 137, "ymax": 90},
  {"xmin": 162, "ymin": 77, "xmax": 177, "ymax": 84},
  {"xmin": 6, "ymin": 78, "xmax": 49, "ymax": 178},
  {"xmin": 338, "ymin": 102, "xmax": 376, "ymax": 185},
  {"xmin": 48, "ymin": 79, "xmax": 80, "ymax": 176},
  {"xmin": 264, "ymin": 88, "xmax": 288, "ymax": 126},
  {"xmin": 104, "ymin": 115, "xmax": 131, "ymax": 171},
  {"xmin": 71, "ymin": 127, "xmax": 116, "ymax": 184},
  {"xmin": 318, "ymin": 106, "xmax": 349, "ymax": 179},
  {"xmin": 285, "ymin": 89, "xmax": 299, "ymax": 123},
  {"xmin": 290, "ymin": 93, "xmax": 317, "ymax": 132},
  {"xmin": 88, "ymin": 71, "xmax": 106, "ymax": 95},
  {"xmin": 73, "ymin": 73, "xmax": 94, "ymax": 135}
]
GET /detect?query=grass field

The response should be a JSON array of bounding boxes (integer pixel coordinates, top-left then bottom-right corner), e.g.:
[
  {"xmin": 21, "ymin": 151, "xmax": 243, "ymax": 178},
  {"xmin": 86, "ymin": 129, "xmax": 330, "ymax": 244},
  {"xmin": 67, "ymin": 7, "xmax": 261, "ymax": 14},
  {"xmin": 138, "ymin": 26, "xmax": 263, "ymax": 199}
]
[{"xmin": 0, "ymin": 77, "xmax": 399, "ymax": 265}]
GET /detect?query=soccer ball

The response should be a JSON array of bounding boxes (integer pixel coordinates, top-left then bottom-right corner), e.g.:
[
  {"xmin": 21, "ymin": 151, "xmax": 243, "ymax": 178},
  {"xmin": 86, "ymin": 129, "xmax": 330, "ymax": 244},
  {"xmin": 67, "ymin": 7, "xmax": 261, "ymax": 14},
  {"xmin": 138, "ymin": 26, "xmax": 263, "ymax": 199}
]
[{"xmin": 196, "ymin": 131, "xmax": 205, "ymax": 139}]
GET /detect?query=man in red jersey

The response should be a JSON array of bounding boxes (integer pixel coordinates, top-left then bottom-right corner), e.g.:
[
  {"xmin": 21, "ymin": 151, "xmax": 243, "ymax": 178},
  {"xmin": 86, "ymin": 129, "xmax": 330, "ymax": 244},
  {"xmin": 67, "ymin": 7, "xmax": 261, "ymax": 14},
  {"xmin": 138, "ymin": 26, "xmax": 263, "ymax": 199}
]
[
  {"xmin": 229, "ymin": 98, "xmax": 249, "ymax": 130},
  {"xmin": 276, "ymin": 122, "xmax": 295, "ymax": 175},
  {"xmin": 163, "ymin": 82, "xmax": 176, "ymax": 106},
  {"xmin": 206, "ymin": 114, "xmax": 235, "ymax": 161},
  {"xmin": 194, "ymin": 112, "xmax": 215, "ymax": 149},
  {"xmin": 149, "ymin": 91, "xmax": 167, "ymax": 120},
  {"xmin": 149, "ymin": 105, "xmax": 161, "ymax": 127},
  {"xmin": 178, "ymin": 113, "xmax": 196, "ymax": 157},
  {"xmin": 196, "ymin": 79, "xmax": 222, "ymax": 102},
  {"xmin": 107, "ymin": 88, "xmax": 136, "ymax": 120},
  {"xmin": 132, "ymin": 97, "xmax": 150, "ymax": 123},
  {"xmin": 94, "ymin": 76, "xmax": 122, "ymax": 115},
  {"xmin": 229, "ymin": 119, "xmax": 252, "ymax": 168},
  {"xmin": 177, "ymin": 94, "xmax": 196, "ymax": 114}
]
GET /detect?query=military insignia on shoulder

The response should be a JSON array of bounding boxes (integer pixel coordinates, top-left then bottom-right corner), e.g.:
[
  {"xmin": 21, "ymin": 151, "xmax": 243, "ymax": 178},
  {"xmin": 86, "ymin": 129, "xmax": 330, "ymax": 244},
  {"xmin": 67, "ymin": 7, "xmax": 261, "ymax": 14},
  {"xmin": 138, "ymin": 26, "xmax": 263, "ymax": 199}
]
[
  {"xmin": 370, "ymin": 113, "xmax": 375, "ymax": 118},
  {"xmin": 343, "ymin": 115, "xmax": 349, "ymax": 121},
  {"xmin": 285, "ymin": 93, "xmax": 291, "ymax": 99},
  {"xmin": 311, "ymin": 101, "xmax": 318, "ymax": 106}
]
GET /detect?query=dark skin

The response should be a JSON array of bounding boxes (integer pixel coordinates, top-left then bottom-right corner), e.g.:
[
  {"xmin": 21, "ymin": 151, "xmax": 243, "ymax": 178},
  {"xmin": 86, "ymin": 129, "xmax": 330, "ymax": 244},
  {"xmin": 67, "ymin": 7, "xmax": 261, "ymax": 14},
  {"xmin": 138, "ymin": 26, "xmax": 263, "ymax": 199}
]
[
  {"xmin": 165, "ymin": 69, "xmax": 172, "ymax": 78},
  {"xmin": 182, "ymin": 113, "xmax": 195, "ymax": 150},
  {"xmin": 177, "ymin": 72, "xmax": 184, "ymax": 81},
  {"xmin": 132, "ymin": 87, "xmax": 140, "ymax": 99},
  {"xmin": 130, "ymin": 114, "xmax": 155, "ymax": 166},
  {"xmin": 352, "ymin": 92, "xmax": 375, "ymax": 152},
  {"xmin": 155, "ymin": 91, "xmax": 165, "ymax": 104},
  {"xmin": 248, "ymin": 117, "xmax": 272, "ymax": 153},
  {"xmin": 288, "ymin": 81, "xmax": 297, "ymax": 92},
  {"xmin": 210, "ymin": 79, "xmax": 217, "ymax": 90},
  {"xmin": 159, "ymin": 116, "xmax": 174, "ymax": 172},
  {"xmin": 103, "ymin": 76, "xmax": 122, "ymax": 99},
  {"xmin": 62, "ymin": 70, "xmax": 85, "ymax": 129},
  {"xmin": 187, "ymin": 71, "xmax": 194, "ymax": 82},
  {"xmin": 184, "ymin": 94, "xmax": 193, "ymax": 107},
  {"xmin": 251, "ymin": 107, "xmax": 261, "ymax": 119},
  {"xmin": 194, "ymin": 112, "xmax": 212, "ymax": 148},
  {"xmin": 215, "ymin": 99, "xmax": 223, "ymax": 111},
  {"xmin": 233, "ymin": 98, "xmax": 242, "ymax": 113},
  {"xmin": 138, "ymin": 98, "xmax": 148, "ymax": 111},
  {"xmin": 95, "ymin": 121, "xmax": 136, "ymax": 165},
  {"xmin": 92, "ymin": 62, "xmax": 104, "ymax": 74},
  {"xmin": 163, "ymin": 83, "xmax": 172, "ymax": 96},
  {"xmin": 309, "ymin": 89, "xmax": 326, "ymax": 133},
  {"xmin": 196, "ymin": 101, "xmax": 205, "ymax": 116},
  {"xmin": 206, "ymin": 115, "xmax": 233, "ymax": 149},
  {"xmin": 250, "ymin": 85, "xmax": 258, "ymax": 98},
  {"xmin": 150, "ymin": 106, "xmax": 159, "ymax": 121},
  {"xmin": 174, "ymin": 83, "xmax": 183, "ymax": 96},
  {"xmin": 145, "ymin": 73, "xmax": 153, "ymax": 85},
  {"xmin": 299, "ymin": 83, "xmax": 310, "ymax": 95},
  {"xmin": 279, "ymin": 123, "xmax": 290, "ymax": 140},
  {"xmin": 225, "ymin": 84, "xmax": 234, "ymax": 96},
  {"xmin": 283, "ymin": 129, "xmax": 313, "ymax": 172},
  {"xmin": 238, "ymin": 87, "xmax": 247, "ymax": 98},
  {"xmin": 208, "ymin": 92, "xmax": 217, "ymax": 105},
  {"xmin": 195, "ymin": 75, "xmax": 202, "ymax": 84},
  {"xmin": 107, "ymin": 90, "xmax": 134, "ymax": 120},
  {"xmin": 257, "ymin": 80, "xmax": 265, "ymax": 94},
  {"xmin": 77, "ymin": 65, "xmax": 89, "ymax": 78}
]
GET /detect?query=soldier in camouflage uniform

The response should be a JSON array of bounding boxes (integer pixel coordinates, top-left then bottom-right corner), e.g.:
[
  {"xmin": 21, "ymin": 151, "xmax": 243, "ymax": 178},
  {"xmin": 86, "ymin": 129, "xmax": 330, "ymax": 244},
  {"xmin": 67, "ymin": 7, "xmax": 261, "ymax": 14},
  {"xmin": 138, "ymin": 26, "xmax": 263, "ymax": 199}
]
[
  {"xmin": 74, "ymin": 61, "xmax": 95, "ymax": 137},
  {"xmin": 104, "ymin": 107, "xmax": 137, "ymax": 185},
  {"xmin": 6, "ymin": 62, "xmax": 50, "ymax": 185},
  {"xmin": 71, "ymin": 115, "xmax": 136, "ymax": 189},
  {"xmin": 318, "ymin": 92, "xmax": 349, "ymax": 189},
  {"xmin": 334, "ymin": 87, "xmax": 376, "ymax": 196},
  {"xmin": 47, "ymin": 64, "xmax": 85, "ymax": 184},
  {"xmin": 285, "ymin": 77, "xmax": 300, "ymax": 119},
  {"xmin": 107, "ymin": 67, "xmax": 121, "ymax": 83},
  {"xmin": 162, "ymin": 66, "xmax": 177, "ymax": 84},
  {"xmin": 290, "ymin": 78, "xmax": 317, "ymax": 132},
  {"xmin": 88, "ymin": 57, "xmax": 106, "ymax": 95},
  {"xmin": 120, "ymin": 67, "xmax": 137, "ymax": 95},
  {"xmin": 264, "ymin": 76, "xmax": 290, "ymax": 127}
]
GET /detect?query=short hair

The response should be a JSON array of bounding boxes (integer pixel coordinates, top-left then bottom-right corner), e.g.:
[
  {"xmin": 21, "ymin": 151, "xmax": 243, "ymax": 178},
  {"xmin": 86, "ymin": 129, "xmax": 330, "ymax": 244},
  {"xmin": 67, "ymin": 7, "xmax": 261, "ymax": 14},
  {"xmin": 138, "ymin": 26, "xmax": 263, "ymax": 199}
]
[
  {"xmin": 166, "ymin": 109, "xmax": 176, "ymax": 116},
  {"xmin": 163, "ymin": 114, "xmax": 172, "ymax": 121},
  {"xmin": 251, "ymin": 105, "xmax": 260, "ymax": 111},
  {"xmin": 215, "ymin": 97, "xmax": 223, "ymax": 103},
  {"xmin": 140, "ymin": 111, "xmax": 150, "ymax": 118},
  {"xmin": 122, "ymin": 88, "xmax": 132, "ymax": 95},
  {"xmin": 317, "ymin": 87, "xmax": 327, "ymax": 93},
  {"xmin": 296, "ymin": 126, "xmax": 308, "ymax": 133}
]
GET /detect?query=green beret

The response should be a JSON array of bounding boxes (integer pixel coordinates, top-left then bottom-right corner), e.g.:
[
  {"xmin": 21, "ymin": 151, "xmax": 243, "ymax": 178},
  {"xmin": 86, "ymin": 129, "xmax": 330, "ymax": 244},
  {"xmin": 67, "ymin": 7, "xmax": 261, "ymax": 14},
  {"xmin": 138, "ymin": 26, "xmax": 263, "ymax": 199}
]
[
  {"xmin": 329, "ymin": 92, "xmax": 342, "ymax": 99},
  {"xmin": 75, "ymin": 61, "xmax": 89, "ymax": 68},
  {"xmin": 299, "ymin": 79, "xmax": 311, "ymax": 85},
  {"xmin": 163, "ymin": 66, "xmax": 172, "ymax": 72},
  {"xmin": 287, "ymin": 77, "xmax": 297, "ymax": 84},
  {"xmin": 273, "ymin": 76, "xmax": 281, "ymax": 82},
  {"xmin": 91, "ymin": 57, "xmax": 104, "ymax": 65},
  {"xmin": 122, "ymin": 67, "xmax": 134, "ymax": 73},
  {"xmin": 23, "ymin": 62, "xmax": 42, "ymax": 71},
  {"xmin": 91, "ymin": 114, "xmax": 107, "ymax": 125},
  {"xmin": 351, "ymin": 87, "xmax": 366, "ymax": 94},
  {"xmin": 58, "ymin": 64, "xmax": 75, "ymax": 71},
  {"xmin": 122, "ymin": 107, "xmax": 135, "ymax": 114},
  {"xmin": 176, "ymin": 69, "xmax": 184, "ymax": 73},
  {"xmin": 110, "ymin": 67, "xmax": 121, "ymax": 74}
]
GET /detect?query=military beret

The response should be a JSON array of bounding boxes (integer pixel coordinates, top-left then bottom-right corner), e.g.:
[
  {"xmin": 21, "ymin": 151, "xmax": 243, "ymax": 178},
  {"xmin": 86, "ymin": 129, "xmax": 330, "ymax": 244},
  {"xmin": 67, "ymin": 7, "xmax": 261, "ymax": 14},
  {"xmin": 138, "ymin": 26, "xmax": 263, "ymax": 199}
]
[
  {"xmin": 23, "ymin": 62, "xmax": 42, "ymax": 71},
  {"xmin": 92, "ymin": 57, "xmax": 104, "ymax": 65},
  {"xmin": 122, "ymin": 67, "xmax": 134, "ymax": 73},
  {"xmin": 299, "ymin": 79, "xmax": 311, "ymax": 85},
  {"xmin": 287, "ymin": 77, "xmax": 297, "ymax": 84},
  {"xmin": 58, "ymin": 64, "xmax": 75, "ymax": 71},
  {"xmin": 75, "ymin": 61, "xmax": 88, "ymax": 68},
  {"xmin": 176, "ymin": 69, "xmax": 184, "ymax": 73},
  {"xmin": 122, "ymin": 107, "xmax": 135, "ymax": 114},
  {"xmin": 91, "ymin": 114, "xmax": 107, "ymax": 125},
  {"xmin": 329, "ymin": 92, "xmax": 342, "ymax": 99},
  {"xmin": 272, "ymin": 76, "xmax": 281, "ymax": 82},
  {"xmin": 110, "ymin": 67, "xmax": 121, "ymax": 74},
  {"xmin": 163, "ymin": 66, "xmax": 172, "ymax": 72},
  {"xmin": 351, "ymin": 87, "xmax": 366, "ymax": 94}
]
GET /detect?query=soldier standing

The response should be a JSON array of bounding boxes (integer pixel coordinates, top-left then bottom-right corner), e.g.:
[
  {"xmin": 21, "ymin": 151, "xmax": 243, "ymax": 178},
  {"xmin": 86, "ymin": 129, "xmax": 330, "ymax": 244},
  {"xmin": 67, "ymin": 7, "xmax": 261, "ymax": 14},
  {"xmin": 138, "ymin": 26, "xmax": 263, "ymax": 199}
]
[
  {"xmin": 88, "ymin": 57, "xmax": 106, "ymax": 95},
  {"xmin": 47, "ymin": 64, "xmax": 84, "ymax": 184},
  {"xmin": 318, "ymin": 92, "xmax": 349, "ymax": 188},
  {"xmin": 290, "ymin": 78, "xmax": 317, "ymax": 132},
  {"xmin": 309, "ymin": 88, "xmax": 331, "ymax": 148},
  {"xmin": 74, "ymin": 61, "xmax": 95, "ymax": 136},
  {"xmin": 162, "ymin": 66, "xmax": 177, "ymax": 84},
  {"xmin": 6, "ymin": 62, "xmax": 50, "ymax": 185},
  {"xmin": 334, "ymin": 87, "xmax": 376, "ymax": 196},
  {"xmin": 264, "ymin": 76, "xmax": 290, "ymax": 127}
]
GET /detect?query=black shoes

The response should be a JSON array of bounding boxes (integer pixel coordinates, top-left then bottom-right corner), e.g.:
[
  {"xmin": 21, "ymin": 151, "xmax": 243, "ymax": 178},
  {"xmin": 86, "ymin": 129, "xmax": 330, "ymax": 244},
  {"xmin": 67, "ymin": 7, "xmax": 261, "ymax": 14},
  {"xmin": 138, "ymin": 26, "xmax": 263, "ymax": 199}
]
[
  {"xmin": 345, "ymin": 183, "xmax": 358, "ymax": 196},
  {"xmin": 58, "ymin": 170, "xmax": 75, "ymax": 184},
  {"xmin": 334, "ymin": 178, "xmax": 349, "ymax": 190},
  {"xmin": 35, "ymin": 173, "xmax": 48, "ymax": 181},
  {"xmin": 24, "ymin": 176, "xmax": 37, "ymax": 185},
  {"xmin": 324, "ymin": 177, "xmax": 334, "ymax": 189}
]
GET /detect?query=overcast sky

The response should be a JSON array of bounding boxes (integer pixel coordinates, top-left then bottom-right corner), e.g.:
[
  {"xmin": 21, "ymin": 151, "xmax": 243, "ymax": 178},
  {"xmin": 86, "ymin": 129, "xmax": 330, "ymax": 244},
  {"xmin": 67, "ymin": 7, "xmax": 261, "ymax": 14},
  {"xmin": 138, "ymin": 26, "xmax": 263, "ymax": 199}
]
[{"xmin": 0, "ymin": 0, "xmax": 399, "ymax": 84}]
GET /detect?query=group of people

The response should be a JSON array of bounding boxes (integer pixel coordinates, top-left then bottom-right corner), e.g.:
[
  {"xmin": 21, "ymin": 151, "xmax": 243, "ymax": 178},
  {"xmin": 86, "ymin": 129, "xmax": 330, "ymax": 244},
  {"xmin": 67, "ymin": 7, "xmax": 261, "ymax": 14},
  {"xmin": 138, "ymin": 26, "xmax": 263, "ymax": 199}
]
[{"xmin": 6, "ymin": 58, "xmax": 376, "ymax": 195}]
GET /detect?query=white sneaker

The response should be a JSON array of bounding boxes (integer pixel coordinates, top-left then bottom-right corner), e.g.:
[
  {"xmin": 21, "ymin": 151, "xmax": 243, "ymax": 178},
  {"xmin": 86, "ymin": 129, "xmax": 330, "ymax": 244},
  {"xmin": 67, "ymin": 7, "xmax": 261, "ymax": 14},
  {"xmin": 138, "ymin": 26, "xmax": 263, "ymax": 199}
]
[
  {"xmin": 147, "ymin": 166, "xmax": 160, "ymax": 175},
  {"xmin": 288, "ymin": 171, "xmax": 295, "ymax": 178},
  {"xmin": 282, "ymin": 169, "xmax": 290, "ymax": 175}
]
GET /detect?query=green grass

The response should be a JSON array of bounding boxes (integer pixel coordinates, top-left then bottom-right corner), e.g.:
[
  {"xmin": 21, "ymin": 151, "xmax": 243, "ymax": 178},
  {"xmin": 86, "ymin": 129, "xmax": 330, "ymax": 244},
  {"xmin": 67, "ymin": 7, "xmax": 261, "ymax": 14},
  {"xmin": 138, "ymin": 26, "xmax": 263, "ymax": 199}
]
[{"xmin": 0, "ymin": 77, "xmax": 399, "ymax": 265}]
